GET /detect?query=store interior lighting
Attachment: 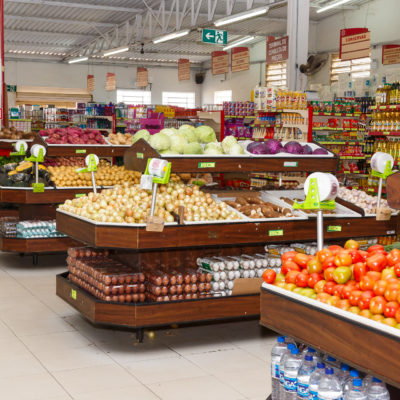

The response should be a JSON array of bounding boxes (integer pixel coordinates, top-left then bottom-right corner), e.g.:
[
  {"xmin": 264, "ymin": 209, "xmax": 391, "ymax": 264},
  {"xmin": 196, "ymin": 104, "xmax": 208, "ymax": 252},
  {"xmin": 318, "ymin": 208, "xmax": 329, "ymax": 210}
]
[
  {"xmin": 67, "ymin": 56, "xmax": 89, "ymax": 64},
  {"xmin": 153, "ymin": 29, "xmax": 190, "ymax": 44},
  {"xmin": 223, "ymin": 36, "xmax": 255, "ymax": 51},
  {"xmin": 316, "ymin": 0, "xmax": 353, "ymax": 13},
  {"xmin": 103, "ymin": 46, "xmax": 130, "ymax": 57},
  {"xmin": 214, "ymin": 6, "xmax": 269, "ymax": 27}
]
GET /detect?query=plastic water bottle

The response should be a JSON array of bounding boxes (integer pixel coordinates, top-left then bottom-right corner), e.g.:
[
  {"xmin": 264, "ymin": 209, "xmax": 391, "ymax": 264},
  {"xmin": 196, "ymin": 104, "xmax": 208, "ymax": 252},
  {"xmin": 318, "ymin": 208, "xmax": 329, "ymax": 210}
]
[
  {"xmin": 270, "ymin": 336, "xmax": 287, "ymax": 400},
  {"xmin": 337, "ymin": 364, "xmax": 351, "ymax": 385},
  {"xmin": 280, "ymin": 343, "xmax": 296, "ymax": 400},
  {"xmin": 325, "ymin": 356, "xmax": 341, "ymax": 374},
  {"xmin": 366, "ymin": 377, "xmax": 390, "ymax": 400},
  {"xmin": 317, "ymin": 367, "xmax": 343, "ymax": 400},
  {"xmin": 343, "ymin": 370, "xmax": 360, "ymax": 393},
  {"xmin": 363, "ymin": 375, "xmax": 373, "ymax": 390},
  {"xmin": 284, "ymin": 336, "xmax": 298, "ymax": 346},
  {"xmin": 297, "ymin": 355, "xmax": 315, "ymax": 399},
  {"xmin": 344, "ymin": 379, "xmax": 367, "ymax": 400},
  {"xmin": 283, "ymin": 347, "xmax": 303, "ymax": 400},
  {"xmin": 309, "ymin": 362, "xmax": 326, "ymax": 400}
]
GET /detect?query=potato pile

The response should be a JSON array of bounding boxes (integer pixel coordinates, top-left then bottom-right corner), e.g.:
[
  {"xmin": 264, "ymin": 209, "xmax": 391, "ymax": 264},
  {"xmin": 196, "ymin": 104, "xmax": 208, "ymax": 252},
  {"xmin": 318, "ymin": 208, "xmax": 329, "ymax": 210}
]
[
  {"xmin": 0, "ymin": 126, "xmax": 34, "ymax": 140},
  {"xmin": 107, "ymin": 132, "xmax": 133, "ymax": 145},
  {"xmin": 225, "ymin": 196, "xmax": 294, "ymax": 219},
  {"xmin": 48, "ymin": 162, "xmax": 141, "ymax": 187}
]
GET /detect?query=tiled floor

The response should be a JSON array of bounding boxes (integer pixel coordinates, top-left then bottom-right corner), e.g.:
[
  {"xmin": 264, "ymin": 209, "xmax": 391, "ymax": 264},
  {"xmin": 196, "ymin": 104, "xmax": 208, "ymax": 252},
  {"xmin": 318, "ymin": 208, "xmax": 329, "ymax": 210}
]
[{"xmin": 0, "ymin": 253, "xmax": 276, "ymax": 400}]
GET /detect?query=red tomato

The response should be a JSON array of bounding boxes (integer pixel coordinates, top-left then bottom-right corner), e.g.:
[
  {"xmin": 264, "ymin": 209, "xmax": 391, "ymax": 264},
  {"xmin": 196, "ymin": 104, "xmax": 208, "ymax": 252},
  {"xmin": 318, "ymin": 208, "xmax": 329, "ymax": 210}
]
[
  {"xmin": 342, "ymin": 285, "xmax": 354, "ymax": 300},
  {"xmin": 344, "ymin": 239, "xmax": 360, "ymax": 250},
  {"xmin": 358, "ymin": 290, "xmax": 374, "ymax": 310},
  {"xmin": 307, "ymin": 258, "xmax": 323, "ymax": 274},
  {"xmin": 359, "ymin": 276, "xmax": 376, "ymax": 291},
  {"xmin": 316, "ymin": 293, "xmax": 331, "ymax": 303},
  {"xmin": 349, "ymin": 290, "xmax": 363, "ymax": 306},
  {"xmin": 358, "ymin": 250, "xmax": 369, "ymax": 260},
  {"xmin": 295, "ymin": 272, "xmax": 309, "ymax": 288},
  {"xmin": 328, "ymin": 245, "xmax": 343, "ymax": 255},
  {"xmin": 384, "ymin": 301, "xmax": 400, "ymax": 318},
  {"xmin": 332, "ymin": 284, "xmax": 345, "ymax": 298},
  {"xmin": 336, "ymin": 299, "xmax": 351, "ymax": 311},
  {"xmin": 262, "ymin": 269, "xmax": 276, "ymax": 284},
  {"xmin": 324, "ymin": 281, "xmax": 336, "ymax": 295},
  {"xmin": 281, "ymin": 251, "xmax": 297, "ymax": 263},
  {"xmin": 369, "ymin": 296, "xmax": 387, "ymax": 315},
  {"xmin": 285, "ymin": 270, "xmax": 300, "ymax": 284},
  {"xmin": 384, "ymin": 284, "xmax": 400, "ymax": 302},
  {"xmin": 324, "ymin": 267, "xmax": 336, "ymax": 282},
  {"xmin": 314, "ymin": 279, "xmax": 326, "ymax": 294},
  {"xmin": 366, "ymin": 253, "xmax": 388, "ymax": 272},
  {"xmin": 348, "ymin": 250, "xmax": 364, "ymax": 264},
  {"xmin": 366, "ymin": 271, "xmax": 382, "ymax": 281},
  {"xmin": 322, "ymin": 256, "xmax": 336, "ymax": 270},
  {"xmin": 353, "ymin": 262, "xmax": 367, "ymax": 282},
  {"xmin": 371, "ymin": 314, "xmax": 385, "ymax": 323},
  {"xmin": 360, "ymin": 309, "xmax": 373, "ymax": 319},
  {"xmin": 394, "ymin": 263, "xmax": 400, "ymax": 278},
  {"xmin": 395, "ymin": 308, "xmax": 400, "ymax": 323},
  {"xmin": 294, "ymin": 253, "xmax": 309, "ymax": 269},
  {"xmin": 317, "ymin": 249, "xmax": 333, "ymax": 263},
  {"xmin": 373, "ymin": 280, "xmax": 389, "ymax": 296},
  {"xmin": 381, "ymin": 267, "xmax": 396, "ymax": 280},
  {"xmin": 367, "ymin": 244, "xmax": 385, "ymax": 253},
  {"xmin": 387, "ymin": 249, "xmax": 400, "ymax": 266},
  {"xmin": 326, "ymin": 295, "xmax": 340, "ymax": 307},
  {"xmin": 334, "ymin": 251, "xmax": 352, "ymax": 267},
  {"xmin": 281, "ymin": 260, "xmax": 301, "ymax": 275},
  {"xmin": 308, "ymin": 273, "xmax": 322, "ymax": 288},
  {"xmin": 382, "ymin": 318, "xmax": 397, "ymax": 327}
]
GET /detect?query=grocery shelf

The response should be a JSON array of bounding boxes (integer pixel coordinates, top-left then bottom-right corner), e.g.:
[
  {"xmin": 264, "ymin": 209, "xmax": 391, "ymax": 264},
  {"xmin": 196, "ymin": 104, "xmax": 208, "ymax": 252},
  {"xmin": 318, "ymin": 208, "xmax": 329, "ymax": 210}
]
[
  {"xmin": 56, "ymin": 272, "xmax": 260, "ymax": 328},
  {"xmin": 224, "ymin": 115, "xmax": 255, "ymax": 119},
  {"xmin": 370, "ymin": 105, "xmax": 400, "ymax": 111},
  {"xmin": 368, "ymin": 131, "xmax": 400, "ymax": 136},
  {"xmin": 313, "ymin": 127, "xmax": 365, "ymax": 132},
  {"xmin": 260, "ymin": 285, "xmax": 400, "ymax": 389},
  {"xmin": 0, "ymin": 236, "xmax": 80, "ymax": 253},
  {"xmin": 313, "ymin": 112, "xmax": 362, "ymax": 117},
  {"xmin": 317, "ymin": 141, "xmax": 362, "ymax": 145},
  {"xmin": 123, "ymin": 139, "xmax": 339, "ymax": 173},
  {"xmin": 56, "ymin": 211, "xmax": 398, "ymax": 250}
]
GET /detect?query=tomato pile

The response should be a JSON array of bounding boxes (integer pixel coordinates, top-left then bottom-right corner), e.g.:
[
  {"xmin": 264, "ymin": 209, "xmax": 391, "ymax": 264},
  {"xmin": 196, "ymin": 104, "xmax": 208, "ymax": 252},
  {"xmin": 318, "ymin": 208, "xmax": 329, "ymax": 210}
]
[{"xmin": 262, "ymin": 239, "xmax": 400, "ymax": 328}]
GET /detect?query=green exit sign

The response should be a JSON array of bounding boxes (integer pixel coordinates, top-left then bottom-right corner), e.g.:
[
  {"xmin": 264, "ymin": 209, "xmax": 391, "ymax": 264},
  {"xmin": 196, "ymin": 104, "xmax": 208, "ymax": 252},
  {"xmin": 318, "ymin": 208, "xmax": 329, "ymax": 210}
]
[{"xmin": 202, "ymin": 28, "xmax": 227, "ymax": 44}]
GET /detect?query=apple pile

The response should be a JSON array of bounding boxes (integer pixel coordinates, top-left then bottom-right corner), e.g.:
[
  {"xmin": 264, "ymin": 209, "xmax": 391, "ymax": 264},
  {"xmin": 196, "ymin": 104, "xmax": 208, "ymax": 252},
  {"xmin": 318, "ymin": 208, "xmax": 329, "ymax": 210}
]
[{"xmin": 262, "ymin": 240, "xmax": 400, "ymax": 329}]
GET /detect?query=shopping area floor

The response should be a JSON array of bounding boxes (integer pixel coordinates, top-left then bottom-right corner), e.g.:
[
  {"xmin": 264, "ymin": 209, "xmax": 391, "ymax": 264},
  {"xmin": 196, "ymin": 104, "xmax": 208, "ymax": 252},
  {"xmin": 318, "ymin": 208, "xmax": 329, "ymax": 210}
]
[{"xmin": 0, "ymin": 253, "xmax": 274, "ymax": 400}]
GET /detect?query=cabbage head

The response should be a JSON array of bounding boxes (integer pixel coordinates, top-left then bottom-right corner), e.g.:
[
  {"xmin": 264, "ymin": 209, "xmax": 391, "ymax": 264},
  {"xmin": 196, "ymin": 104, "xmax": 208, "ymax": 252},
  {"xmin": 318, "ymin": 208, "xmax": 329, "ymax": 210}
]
[
  {"xmin": 179, "ymin": 126, "xmax": 198, "ymax": 143},
  {"xmin": 204, "ymin": 142, "xmax": 223, "ymax": 155},
  {"xmin": 183, "ymin": 142, "xmax": 203, "ymax": 154},
  {"xmin": 148, "ymin": 132, "xmax": 171, "ymax": 151},
  {"xmin": 160, "ymin": 149, "xmax": 177, "ymax": 155},
  {"xmin": 228, "ymin": 143, "xmax": 245, "ymax": 155},
  {"xmin": 132, "ymin": 129, "xmax": 150, "ymax": 144},
  {"xmin": 169, "ymin": 133, "xmax": 188, "ymax": 154},
  {"xmin": 159, "ymin": 128, "xmax": 177, "ymax": 137},
  {"xmin": 222, "ymin": 135, "xmax": 238, "ymax": 154},
  {"xmin": 194, "ymin": 125, "xmax": 217, "ymax": 143}
]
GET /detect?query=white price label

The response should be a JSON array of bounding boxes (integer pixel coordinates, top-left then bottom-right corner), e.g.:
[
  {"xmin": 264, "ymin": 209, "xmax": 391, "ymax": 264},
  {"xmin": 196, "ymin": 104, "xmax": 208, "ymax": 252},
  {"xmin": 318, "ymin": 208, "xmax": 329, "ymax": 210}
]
[{"xmin": 140, "ymin": 174, "xmax": 153, "ymax": 190}]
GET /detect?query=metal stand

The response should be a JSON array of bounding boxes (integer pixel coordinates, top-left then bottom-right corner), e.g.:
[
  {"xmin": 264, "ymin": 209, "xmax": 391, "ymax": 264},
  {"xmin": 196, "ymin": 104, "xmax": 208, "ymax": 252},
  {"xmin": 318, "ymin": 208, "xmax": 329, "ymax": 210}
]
[
  {"xmin": 317, "ymin": 210, "xmax": 324, "ymax": 251},
  {"xmin": 32, "ymin": 253, "xmax": 38, "ymax": 266},
  {"xmin": 278, "ymin": 173, "xmax": 282, "ymax": 187},
  {"xmin": 377, "ymin": 177, "xmax": 383, "ymax": 209},
  {"xmin": 91, "ymin": 171, "xmax": 97, "ymax": 194},
  {"xmin": 136, "ymin": 328, "xmax": 144, "ymax": 343},
  {"xmin": 150, "ymin": 182, "xmax": 158, "ymax": 216}
]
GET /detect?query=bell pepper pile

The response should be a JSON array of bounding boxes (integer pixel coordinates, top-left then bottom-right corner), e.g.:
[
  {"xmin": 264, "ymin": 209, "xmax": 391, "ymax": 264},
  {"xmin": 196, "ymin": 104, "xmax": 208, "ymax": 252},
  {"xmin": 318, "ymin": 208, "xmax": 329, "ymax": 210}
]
[{"xmin": 262, "ymin": 240, "xmax": 400, "ymax": 329}]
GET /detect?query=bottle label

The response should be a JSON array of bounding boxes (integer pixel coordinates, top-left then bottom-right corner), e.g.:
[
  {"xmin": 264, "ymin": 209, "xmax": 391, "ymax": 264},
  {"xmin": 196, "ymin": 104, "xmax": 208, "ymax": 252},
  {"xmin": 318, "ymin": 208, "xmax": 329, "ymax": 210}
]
[
  {"xmin": 283, "ymin": 376, "xmax": 297, "ymax": 392},
  {"xmin": 279, "ymin": 370, "xmax": 284, "ymax": 384},
  {"xmin": 297, "ymin": 382, "xmax": 309, "ymax": 397},
  {"xmin": 309, "ymin": 389, "xmax": 318, "ymax": 400},
  {"xmin": 271, "ymin": 363, "xmax": 280, "ymax": 379}
]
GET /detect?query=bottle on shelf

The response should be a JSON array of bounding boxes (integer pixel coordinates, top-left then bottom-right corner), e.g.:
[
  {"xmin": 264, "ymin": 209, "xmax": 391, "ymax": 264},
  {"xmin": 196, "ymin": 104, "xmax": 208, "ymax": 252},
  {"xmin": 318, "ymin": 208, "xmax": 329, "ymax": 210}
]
[
  {"xmin": 344, "ymin": 378, "xmax": 367, "ymax": 400},
  {"xmin": 283, "ymin": 347, "xmax": 302, "ymax": 400},
  {"xmin": 270, "ymin": 336, "xmax": 287, "ymax": 400},
  {"xmin": 366, "ymin": 377, "xmax": 390, "ymax": 400},
  {"xmin": 280, "ymin": 343, "xmax": 297, "ymax": 400},
  {"xmin": 296, "ymin": 354, "xmax": 315, "ymax": 399},
  {"xmin": 337, "ymin": 363, "xmax": 351, "ymax": 386},
  {"xmin": 317, "ymin": 367, "xmax": 343, "ymax": 400},
  {"xmin": 309, "ymin": 363, "xmax": 326, "ymax": 400},
  {"xmin": 343, "ymin": 370, "xmax": 361, "ymax": 393}
]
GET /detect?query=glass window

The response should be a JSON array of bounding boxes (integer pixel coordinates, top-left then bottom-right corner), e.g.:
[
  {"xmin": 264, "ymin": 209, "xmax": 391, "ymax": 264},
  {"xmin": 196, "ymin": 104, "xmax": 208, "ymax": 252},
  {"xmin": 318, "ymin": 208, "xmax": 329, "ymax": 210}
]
[
  {"xmin": 162, "ymin": 91, "xmax": 195, "ymax": 108},
  {"xmin": 214, "ymin": 90, "xmax": 232, "ymax": 104},
  {"xmin": 266, "ymin": 62, "xmax": 287, "ymax": 87},
  {"xmin": 330, "ymin": 54, "xmax": 371, "ymax": 82},
  {"xmin": 117, "ymin": 89, "xmax": 151, "ymax": 105}
]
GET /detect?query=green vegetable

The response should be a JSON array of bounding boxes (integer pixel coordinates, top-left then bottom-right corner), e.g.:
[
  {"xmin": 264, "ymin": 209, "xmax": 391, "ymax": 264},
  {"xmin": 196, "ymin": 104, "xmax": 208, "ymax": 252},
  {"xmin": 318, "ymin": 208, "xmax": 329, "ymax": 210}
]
[
  {"xmin": 222, "ymin": 136, "xmax": 238, "ymax": 154},
  {"xmin": 132, "ymin": 129, "xmax": 150, "ymax": 144},
  {"xmin": 148, "ymin": 132, "xmax": 171, "ymax": 151},
  {"xmin": 179, "ymin": 125, "xmax": 198, "ymax": 143},
  {"xmin": 204, "ymin": 142, "xmax": 223, "ymax": 155},
  {"xmin": 159, "ymin": 128, "xmax": 177, "ymax": 137},
  {"xmin": 194, "ymin": 125, "xmax": 217, "ymax": 143},
  {"xmin": 160, "ymin": 149, "xmax": 178, "ymax": 155},
  {"xmin": 169, "ymin": 133, "xmax": 188, "ymax": 154},
  {"xmin": 385, "ymin": 242, "xmax": 400, "ymax": 252},
  {"xmin": 228, "ymin": 143, "xmax": 245, "ymax": 155},
  {"xmin": 183, "ymin": 142, "xmax": 203, "ymax": 154}
]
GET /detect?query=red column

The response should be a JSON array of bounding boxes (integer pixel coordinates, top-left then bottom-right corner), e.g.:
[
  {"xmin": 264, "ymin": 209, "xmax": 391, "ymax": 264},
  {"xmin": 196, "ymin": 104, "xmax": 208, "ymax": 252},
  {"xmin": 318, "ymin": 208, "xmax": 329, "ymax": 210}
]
[{"xmin": 0, "ymin": 0, "xmax": 4, "ymax": 127}]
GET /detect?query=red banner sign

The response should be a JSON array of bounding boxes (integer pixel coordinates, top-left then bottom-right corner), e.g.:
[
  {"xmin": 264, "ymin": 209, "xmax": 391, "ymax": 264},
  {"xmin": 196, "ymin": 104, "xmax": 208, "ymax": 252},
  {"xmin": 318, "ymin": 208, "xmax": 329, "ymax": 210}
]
[
  {"xmin": 87, "ymin": 74, "xmax": 94, "ymax": 93},
  {"xmin": 137, "ymin": 67, "xmax": 148, "ymax": 87},
  {"xmin": 339, "ymin": 28, "xmax": 370, "ymax": 61},
  {"xmin": 105, "ymin": 73, "xmax": 115, "ymax": 91},
  {"xmin": 382, "ymin": 44, "xmax": 400, "ymax": 65},
  {"xmin": 212, "ymin": 51, "xmax": 229, "ymax": 75},
  {"xmin": 266, "ymin": 36, "xmax": 289, "ymax": 64},
  {"xmin": 231, "ymin": 47, "xmax": 250, "ymax": 73},
  {"xmin": 178, "ymin": 59, "xmax": 190, "ymax": 81}
]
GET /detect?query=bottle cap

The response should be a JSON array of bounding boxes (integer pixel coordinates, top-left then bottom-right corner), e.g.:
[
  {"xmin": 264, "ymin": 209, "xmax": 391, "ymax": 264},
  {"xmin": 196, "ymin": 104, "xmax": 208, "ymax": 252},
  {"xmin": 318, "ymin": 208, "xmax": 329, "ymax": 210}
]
[
  {"xmin": 317, "ymin": 362, "xmax": 325, "ymax": 369},
  {"xmin": 291, "ymin": 348, "xmax": 299, "ymax": 355},
  {"xmin": 341, "ymin": 363, "xmax": 350, "ymax": 371},
  {"xmin": 353, "ymin": 379, "xmax": 362, "ymax": 387},
  {"xmin": 327, "ymin": 356, "xmax": 336, "ymax": 362},
  {"xmin": 307, "ymin": 347, "xmax": 316, "ymax": 353},
  {"xmin": 372, "ymin": 377, "xmax": 382, "ymax": 383},
  {"xmin": 288, "ymin": 343, "xmax": 295, "ymax": 350},
  {"xmin": 277, "ymin": 336, "xmax": 285, "ymax": 343},
  {"xmin": 305, "ymin": 355, "xmax": 313, "ymax": 362},
  {"xmin": 350, "ymin": 370, "xmax": 359, "ymax": 377},
  {"xmin": 325, "ymin": 367, "xmax": 334, "ymax": 375}
]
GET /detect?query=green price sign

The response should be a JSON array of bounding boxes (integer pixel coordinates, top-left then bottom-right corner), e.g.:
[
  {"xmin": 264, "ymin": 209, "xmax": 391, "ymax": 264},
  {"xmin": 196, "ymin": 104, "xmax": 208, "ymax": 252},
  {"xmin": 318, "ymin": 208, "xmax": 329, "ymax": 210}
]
[
  {"xmin": 269, "ymin": 229, "xmax": 284, "ymax": 237},
  {"xmin": 136, "ymin": 152, "xmax": 144, "ymax": 159},
  {"xmin": 32, "ymin": 183, "xmax": 45, "ymax": 193},
  {"xmin": 76, "ymin": 149, "xmax": 86, "ymax": 154},
  {"xmin": 75, "ymin": 193, "xmax": 85, "ymax": 198},
  {"xmin": 284, "ymin": 161, "xmax": 298, "ymax": 167},
  {"xmin": 327, "ymin": 225, "xmax": 342, "ymax": 232},
  {"xmin": 71, "ymin": 289, "xmax": 77, "ymax": 300},
  {"xmin": 198, "ymin": 162, "xmax": 215, "ymax": 168}
]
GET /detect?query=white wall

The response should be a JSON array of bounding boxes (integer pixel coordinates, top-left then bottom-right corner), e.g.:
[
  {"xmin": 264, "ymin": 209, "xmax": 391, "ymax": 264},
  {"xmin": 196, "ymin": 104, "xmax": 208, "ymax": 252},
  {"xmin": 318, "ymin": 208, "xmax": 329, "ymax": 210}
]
[{"xmin": 5, "ymin": 60, "xmax": 202, "ymax": 106}]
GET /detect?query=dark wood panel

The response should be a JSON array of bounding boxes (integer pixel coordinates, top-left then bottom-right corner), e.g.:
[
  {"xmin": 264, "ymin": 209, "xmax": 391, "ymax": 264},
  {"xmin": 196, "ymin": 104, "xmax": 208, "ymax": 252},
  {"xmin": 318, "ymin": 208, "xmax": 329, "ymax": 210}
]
[
  {"xmin": 260, "ymin": 288, "xmax": 400, "ymax": 388},
  {"xmin": 18, "ymin": 204, "xmax": 57, "ymax": 220},
  {"xmin": 0, "ymin": 208, "xmax": 18, "ymax": 217},
  {"xmin": 387, "ymin": 171, "xmax": 400, "ymax": 210},
  {"xmin": 0, "ymin": 237, "xmax": 80, "ymax": 252},
  {"xmin": 56, "ymin": 212, "xmax": 96, "ymax": 245}
]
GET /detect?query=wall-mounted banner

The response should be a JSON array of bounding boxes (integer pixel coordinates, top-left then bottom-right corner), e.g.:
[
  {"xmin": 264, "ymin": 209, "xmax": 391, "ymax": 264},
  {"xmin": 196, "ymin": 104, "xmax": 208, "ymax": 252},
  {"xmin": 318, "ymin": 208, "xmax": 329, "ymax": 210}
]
[
  {"xmin": 231, "ymin": 47, "xmax": 250, "ymax": 72},
  {"xmin": 212, "ymin": 51, "xmax": 229, "ymax": 75},
  {"xmin": 178, "ymin": 59, "xmax": 190, "ymax": 81},
  {"xmin": 105, "ymin": 73, "xmax": 115, "ymax": 91},
  {"xmin": 137, "ymin": 67, "xmax": 148, "ymax": 87},
  {"xmin": 339, "ymin": 28, "xmax": 370, "ymax": 61},
  {"xmin": 87, "ymin": 75, "xmax": 94, "ymax": 93},
  {"xmin": 266, "ymin": 36, "xmax": 289, "ymax": 63},
  {"xmin": 382, "ymin": 44, "xmax": 400, "ymax": 65}
]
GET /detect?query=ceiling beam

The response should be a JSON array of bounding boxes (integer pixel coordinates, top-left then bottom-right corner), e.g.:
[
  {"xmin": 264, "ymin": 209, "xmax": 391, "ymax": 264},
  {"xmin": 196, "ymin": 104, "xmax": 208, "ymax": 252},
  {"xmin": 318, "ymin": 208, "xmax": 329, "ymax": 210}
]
[
  {"xmin": 5, "ymin": 14, "xmax": 117, "ymax": 27},
  {"xmin": 5, "ymin": 40, "xmax": 73, "ymax": 49},
  {"xmin": 4, "ymin": 0, "xmax": 142, "ymax": 13},
  {"xmin": 5, "ymin": 28, "xmax": 97, "ymax": 39}
]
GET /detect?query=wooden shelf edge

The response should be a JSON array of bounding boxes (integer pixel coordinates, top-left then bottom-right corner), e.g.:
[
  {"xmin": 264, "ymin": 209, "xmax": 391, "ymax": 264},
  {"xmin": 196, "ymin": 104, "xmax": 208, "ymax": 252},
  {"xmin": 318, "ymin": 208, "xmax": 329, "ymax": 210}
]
[{"xmin": 0, "ymin": 237, "xmax": 81, "ymax": 253}]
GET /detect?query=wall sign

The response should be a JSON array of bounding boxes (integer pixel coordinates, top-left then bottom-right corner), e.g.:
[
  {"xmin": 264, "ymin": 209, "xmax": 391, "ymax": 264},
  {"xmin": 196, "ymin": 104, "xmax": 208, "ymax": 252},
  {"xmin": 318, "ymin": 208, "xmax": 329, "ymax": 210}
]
[
  {"xmin": 178, "ymin": 59, "xmax": 190, "ymax": 81},
  {"xmin": 87, "ymin": 75, "xmax": 94, "ymax": 93},
  {"xmin": 231, "ymin": 47, "xmax": 250, "ymax": 72},
  {"xmin": 105, "ymin": 72, "xmax": 116, "ymax": 91},
  {"xmin": 382, "ymin": 44, "xmax": 400, "ymax": 65},
  {"xmin": 212, "ymin": 51, "xmax": 229, "ymax": 75},
  {"xmin": 137, "ymin": 67, "xmax": 148, "ymax": 87},
  {"xmin": 339, "ymin": 28, "xmax": 370, "ymax": 61},
  {"xmin": 266, "ymin": 36, "xmax": 289, "ymax": 63}
]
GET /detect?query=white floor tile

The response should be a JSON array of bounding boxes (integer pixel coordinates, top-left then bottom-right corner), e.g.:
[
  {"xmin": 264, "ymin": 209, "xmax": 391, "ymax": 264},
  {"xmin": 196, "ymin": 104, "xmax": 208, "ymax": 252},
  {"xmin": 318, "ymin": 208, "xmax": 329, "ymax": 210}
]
[
  {"xmin": 0, "ymin": 352, "xmax": 46, "ymax": 378},
  {"xmin": 53, "ymin": 364, "xmax": 140, "ymax": 397},
  {"xmin": 73, "ymin": 384, "xmax": 160, "ymax": 400}
]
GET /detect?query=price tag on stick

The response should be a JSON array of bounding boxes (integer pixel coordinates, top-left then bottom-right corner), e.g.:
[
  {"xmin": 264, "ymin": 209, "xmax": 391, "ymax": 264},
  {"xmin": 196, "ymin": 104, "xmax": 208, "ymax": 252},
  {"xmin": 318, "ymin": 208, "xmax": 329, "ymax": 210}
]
[{"xmin": 140, "ymin": 174, "xmax": 154, "ymax": 190}]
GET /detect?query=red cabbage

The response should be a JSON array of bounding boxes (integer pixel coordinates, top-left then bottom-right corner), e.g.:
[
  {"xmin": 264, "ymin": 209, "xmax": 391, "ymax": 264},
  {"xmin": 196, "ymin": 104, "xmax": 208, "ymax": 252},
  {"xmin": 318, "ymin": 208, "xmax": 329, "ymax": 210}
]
[
  {"xmin": 247, "ymin": 142, "xmax": 270, "ymax": 154},
  {"xmin": 313, "ymin": 148, "xmax": 329, "ymax": 155},
  {"xmin": 284, "ymin": 141, "xmax": 304, "ymax": 154},
  {"xmin": 302, "ymin": 144, "xmax": 313, "ymax": 155},
  {"xmin": 265, "ymin": 139, "xmax": 283, "ymax": 154}
]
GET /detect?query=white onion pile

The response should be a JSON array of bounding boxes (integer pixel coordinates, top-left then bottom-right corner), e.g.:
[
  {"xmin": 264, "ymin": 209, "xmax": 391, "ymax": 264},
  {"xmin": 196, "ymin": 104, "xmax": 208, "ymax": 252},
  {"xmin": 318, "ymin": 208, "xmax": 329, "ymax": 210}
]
[{"xmin": 59, "ymin": 182, "xmax": 242, "ymax": 224}]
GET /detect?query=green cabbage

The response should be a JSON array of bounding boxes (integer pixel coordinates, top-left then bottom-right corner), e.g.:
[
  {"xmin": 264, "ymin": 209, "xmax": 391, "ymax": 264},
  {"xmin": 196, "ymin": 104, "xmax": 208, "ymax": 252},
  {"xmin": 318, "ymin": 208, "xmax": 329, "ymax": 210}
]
[
  {"xmin": 194, "ymin": 125, "xmax": 217, "ymax": 143},
  {"xmin": 169, "ymin": 133, "xmax": 188, "ymax": 154},
  {"xmin": 160, "ymin": 149, "xmax": 178, "ymax": 155},
  {"xmin": 183, "ymin": 142, "xmax": 203, "ymax": 154},
  {"xmin": 204, "ymin": 142, "xmax": 223, "ymax": 155},
  {"xmin": 222, "ymin": 135, "xmax": 238, "ymax": 154},
  {"xmin": 159, "ymin": 128, "xmax": 177, "ymax": 137},
  {"xmin": 148, "ymin": 132, "xmax": 171, "ymax": 151},
  {"xmin": 132, "ymin": 129, "xmax": 150, "ymax": 144},
  {"xmin": 179, "ymin": 126, "xmax": 198, "ymax": 143},
  {"xmin": 228, "ymin": 143, "xmax": 245, "ymax": 155},
  {"xmin": 179, "ymin": 124, "xmax": 195, "ymax": 132}
]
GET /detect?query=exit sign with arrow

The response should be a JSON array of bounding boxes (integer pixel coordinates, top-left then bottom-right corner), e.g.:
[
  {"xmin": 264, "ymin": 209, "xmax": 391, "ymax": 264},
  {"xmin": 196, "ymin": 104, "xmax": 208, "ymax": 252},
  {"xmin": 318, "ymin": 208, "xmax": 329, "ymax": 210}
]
[{"xmin": 202, "ymin": 29, "xmax": 227, "ymax": 45}]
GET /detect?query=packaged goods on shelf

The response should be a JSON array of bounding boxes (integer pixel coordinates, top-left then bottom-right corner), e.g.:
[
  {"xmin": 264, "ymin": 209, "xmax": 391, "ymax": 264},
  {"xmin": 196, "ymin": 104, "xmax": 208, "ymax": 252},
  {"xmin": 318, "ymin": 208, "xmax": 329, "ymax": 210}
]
[
  {"xmin": 254, "ymin": 87, "xmax": 307, "ymax": 111},
  {"xmin": 17, "ymin": 220, "xmax": 66, "ymax": 238},
  {"xmin": 223, "ymin": 101, "xmax": 255, "ymax": 117},
  {"xmin": 0, "ymin": 217, "xmax": 18, "ymax": 237},
  {"xmin": 310, "ymin": 97, "xmax": 374, "ymax": 114}
]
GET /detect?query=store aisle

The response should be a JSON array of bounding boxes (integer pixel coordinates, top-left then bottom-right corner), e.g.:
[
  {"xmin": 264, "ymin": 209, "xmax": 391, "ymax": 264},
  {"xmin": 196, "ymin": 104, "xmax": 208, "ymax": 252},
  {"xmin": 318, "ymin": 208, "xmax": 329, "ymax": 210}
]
[{"xmin": 0, "ymin": 253, "xmax": 275, "ymax": 400}]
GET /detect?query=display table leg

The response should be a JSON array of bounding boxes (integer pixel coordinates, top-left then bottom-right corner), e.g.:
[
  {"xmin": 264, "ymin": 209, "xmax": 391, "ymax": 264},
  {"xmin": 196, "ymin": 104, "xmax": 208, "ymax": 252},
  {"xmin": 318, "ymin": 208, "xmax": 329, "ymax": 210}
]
[
  {"xmin": 136, "ymin": 328, "xmax": 144, "ymax": 343},
  {"xmin": 32, "ymin": 253, "xmax": 38, "ymax": 265}
]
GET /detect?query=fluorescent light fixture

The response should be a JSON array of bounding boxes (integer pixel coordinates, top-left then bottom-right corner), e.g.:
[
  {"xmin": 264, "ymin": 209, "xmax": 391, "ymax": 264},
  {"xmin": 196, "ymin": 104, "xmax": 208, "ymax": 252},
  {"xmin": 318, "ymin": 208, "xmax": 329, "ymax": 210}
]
[
  {"xmin": 104, "ymin": 46, "xmax": 129, "ymax": 57},
  {"xmin": 316, "ymin": 0, "xmax": 353, "ymax": 13},
  {"xmin": 223, "ymin": 36, "xmax": 255, "ymax": 51},
  {"xmin": 153, "ymin": 29, "xmax": 190, "ymax": 44},
  {"xmin": 214, "ymin": 6, "xmax": 269, "ymax": 27},
  {"xmin": 68, "ymin": 56, "xmax": 88, "ymax": 64}
]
